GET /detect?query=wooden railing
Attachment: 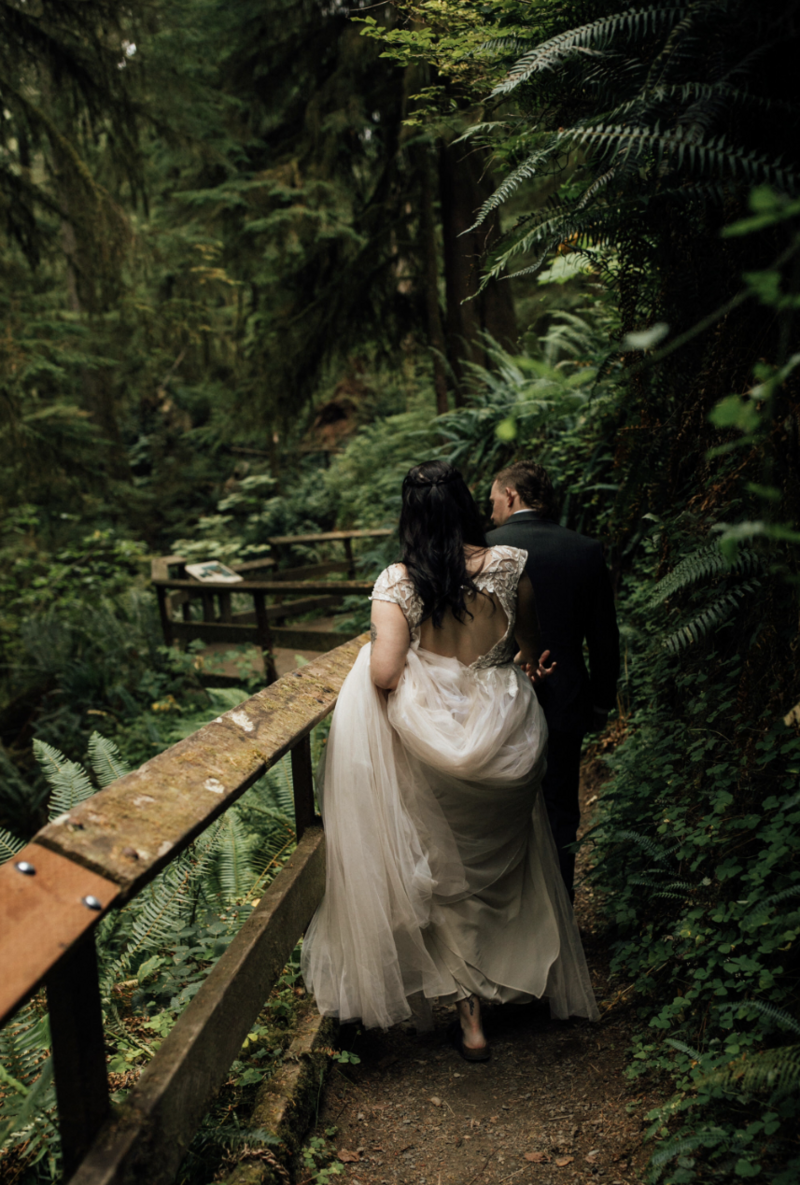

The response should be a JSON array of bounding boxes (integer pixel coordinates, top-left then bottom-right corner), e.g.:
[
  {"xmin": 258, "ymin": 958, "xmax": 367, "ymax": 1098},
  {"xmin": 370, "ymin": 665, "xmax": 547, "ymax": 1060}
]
[
  {"xmin": 152, "ymin": 529, "xmax": 390, "ymax": 682},
  {"xmin": 0, "ymin": 634, "xmax": 369, "ymax": 1185}
]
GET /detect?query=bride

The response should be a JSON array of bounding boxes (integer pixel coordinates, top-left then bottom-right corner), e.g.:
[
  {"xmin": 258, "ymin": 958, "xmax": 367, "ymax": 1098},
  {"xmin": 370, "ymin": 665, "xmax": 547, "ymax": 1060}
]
[{"xmin": 301, "ymin": 460, "xmax": 598, "ymax": 1059}]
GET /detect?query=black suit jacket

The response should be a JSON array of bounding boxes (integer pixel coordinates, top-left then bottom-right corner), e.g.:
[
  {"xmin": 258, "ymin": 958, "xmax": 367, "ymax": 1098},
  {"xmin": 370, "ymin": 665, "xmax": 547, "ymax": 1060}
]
[{"xmin": 486, "ymin": 512, "xmax": 619, "ymax": 733}]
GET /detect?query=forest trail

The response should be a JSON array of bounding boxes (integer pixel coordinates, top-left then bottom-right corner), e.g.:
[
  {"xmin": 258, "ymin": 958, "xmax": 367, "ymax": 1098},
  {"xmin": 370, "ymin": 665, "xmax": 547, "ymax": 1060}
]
[{"xmin": 306, "ymin": 763, "xmax": 667, "ymax": 1185}]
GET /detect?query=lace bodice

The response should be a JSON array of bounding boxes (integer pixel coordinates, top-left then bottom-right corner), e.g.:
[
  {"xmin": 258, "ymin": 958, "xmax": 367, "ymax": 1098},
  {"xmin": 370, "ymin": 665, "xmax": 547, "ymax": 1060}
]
[{"xmin": 370, "ymin": 545, "xmax": 528, "ymax": 670}]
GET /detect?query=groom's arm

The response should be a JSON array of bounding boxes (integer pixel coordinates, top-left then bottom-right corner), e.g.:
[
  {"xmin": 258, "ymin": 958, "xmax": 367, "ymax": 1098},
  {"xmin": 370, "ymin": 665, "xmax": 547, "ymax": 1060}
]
[{"xmin": 514, "ymin": 573, "xmax": 541, "ymax": 665}]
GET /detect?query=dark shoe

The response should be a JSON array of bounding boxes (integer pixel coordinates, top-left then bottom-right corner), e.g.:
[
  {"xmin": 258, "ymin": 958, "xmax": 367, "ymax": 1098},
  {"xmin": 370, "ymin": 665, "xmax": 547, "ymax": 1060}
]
[{"xmin": 447, "ymin": 1020, "xmax": 491, "ymax": 1063}]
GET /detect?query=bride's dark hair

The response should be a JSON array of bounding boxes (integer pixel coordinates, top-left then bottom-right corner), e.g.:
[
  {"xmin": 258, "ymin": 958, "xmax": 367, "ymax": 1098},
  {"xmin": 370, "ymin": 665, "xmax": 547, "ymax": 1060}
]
[{"xmin": 399, "ymin": 459, "xmax": 488, "ymax": 628}]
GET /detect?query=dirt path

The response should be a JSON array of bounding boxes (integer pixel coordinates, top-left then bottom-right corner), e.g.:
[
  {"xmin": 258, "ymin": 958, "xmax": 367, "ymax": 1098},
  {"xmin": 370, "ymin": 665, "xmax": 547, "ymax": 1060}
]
[{"xmin": 304, "ymin": 765, "xmax": 666, "ymax": 1185}]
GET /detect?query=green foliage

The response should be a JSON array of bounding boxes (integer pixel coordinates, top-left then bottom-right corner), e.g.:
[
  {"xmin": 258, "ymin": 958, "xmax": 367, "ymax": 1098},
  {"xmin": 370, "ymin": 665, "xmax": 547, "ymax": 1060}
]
[
  {"xmin": 0, "ymin": 701, "xmax": 324, "ymax": 1179},
  {"xmin": 301, "ymin": 1132, "xmax": 345, "ymax": 1183},
  {"xmin": 32, "ymin": 739, "xmax": 96, "ymax": 820}
]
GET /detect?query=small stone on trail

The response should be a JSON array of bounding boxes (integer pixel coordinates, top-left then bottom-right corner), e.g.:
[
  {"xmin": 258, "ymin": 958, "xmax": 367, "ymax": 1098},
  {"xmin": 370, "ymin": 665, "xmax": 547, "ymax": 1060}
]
[{"xmin": 430, "ymin": 1096, "xmax": 442, "ymax": 1107}]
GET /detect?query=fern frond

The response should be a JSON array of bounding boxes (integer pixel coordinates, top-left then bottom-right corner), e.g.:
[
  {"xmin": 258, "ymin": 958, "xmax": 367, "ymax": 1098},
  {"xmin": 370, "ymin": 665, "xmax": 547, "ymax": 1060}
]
[
  {"xmin": 746, "ymin": 884, "xmax": 800, "ymax": 922},
  {"xmin": 33, "ymin": 739, "xmax": 96, "ymax": 819},
  {"xmin": 453, "ymin": 121, "xmax": 510, "ymax": 145},
  {"xmin": 88, "ymin": 731, "xmax": 132, "ymax": 788},
  {"xmin": 615, "ymin": 829, "xmax": 677, "ymax": 865},
  {"xmin": 569, "ymin": 123, "xmax": 799, "ymax": 192},
  {"xmin": 663, "ymin": 582, "xmax": 760, "ymax": 654},
  {"xmin": 0, "ymin": 827, "xmax": 25, "ymax": 865},
  {"xmin": 696, "ymin": 1044, "xmax": 800, "ymax": 1095},
  {"xmin": 646, "ymin": 1128, "xmax": 727, "ymax": 1176},
  {"xmin": 100, "ymin": 833, "xmax": 222, "ymax": 992},
  {"xmin": 665, "ymin": 1037, "xmax": 703, "ymax": 1059},
  {"xmin": 467, "ymin": 136, "xmax": 560, "ymax": 229},
  {"xmin": 491, "ymin": 8, "xmax": 689, "ymax": 97},
  {"xmin": 650, "ymin": 544, "xmax": 762, "ymax": 604},
  {"xmin": 746, "ymin": 1001, "xmax": 800, "ymax": 1038},
  {"xmin": 627, "ymin": 875, "xmax": 695, "ymax": 894},
  {"xmin": 214, "ymin": 812, "xmax": 258, "ymax": 902}
]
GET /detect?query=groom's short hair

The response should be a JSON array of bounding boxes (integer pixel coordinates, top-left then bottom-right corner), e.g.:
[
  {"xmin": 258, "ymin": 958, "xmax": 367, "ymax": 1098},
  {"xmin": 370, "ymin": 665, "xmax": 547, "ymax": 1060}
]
[{"xmin": 494, "ymin": 461, "xmax": 556, "ymax": 517}]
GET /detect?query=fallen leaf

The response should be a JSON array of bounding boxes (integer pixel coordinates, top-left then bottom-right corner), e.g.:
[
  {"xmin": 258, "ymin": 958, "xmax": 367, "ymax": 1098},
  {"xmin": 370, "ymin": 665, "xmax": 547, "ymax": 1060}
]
[
  {"xmin": 555, "ymin": 1157, "xmax": 575, "ymax": 1167},
  {"xmin": 490, "ymin": 1115, "xmax": 499, "ymax": 1122},
  {"xmin": 524, "ymin": 1151, "xmax": 550, "ymax": 1163},
  {"xmin": 585, "ymin": 1151, "xmax": 599, "ymax": 1163},
  {"xmin": 430, "ymin": 1097, "xmax": 442, "ymax": 1107},
  {"xmin": 338, "ymin": 1149, "xmax": 360, "ymax": 1163}
]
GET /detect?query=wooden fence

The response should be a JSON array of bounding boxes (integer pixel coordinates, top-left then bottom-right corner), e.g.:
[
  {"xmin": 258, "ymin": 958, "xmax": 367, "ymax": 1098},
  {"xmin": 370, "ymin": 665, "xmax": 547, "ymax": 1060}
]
[
  {"xmin": 0, "ymin": 633, "xmax": 369, "ymax": 1185},
  {"xmin": 153, "ymin": 529, "xmax": 389, "ymax": 681}
]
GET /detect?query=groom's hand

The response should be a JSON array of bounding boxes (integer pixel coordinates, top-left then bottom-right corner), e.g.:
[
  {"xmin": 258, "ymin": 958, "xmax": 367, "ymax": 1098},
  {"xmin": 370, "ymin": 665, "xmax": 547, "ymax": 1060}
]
[{"xmin": 515, "ymin": 649, "xmax": 557, "ymax": 687}]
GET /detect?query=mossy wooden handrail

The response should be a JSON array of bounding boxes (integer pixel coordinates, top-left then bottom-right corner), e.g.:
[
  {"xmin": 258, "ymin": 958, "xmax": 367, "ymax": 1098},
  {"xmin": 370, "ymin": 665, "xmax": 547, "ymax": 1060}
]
[{"xmin": 0, "ymin": 633, "xmax": 369, "ymax": 1184}]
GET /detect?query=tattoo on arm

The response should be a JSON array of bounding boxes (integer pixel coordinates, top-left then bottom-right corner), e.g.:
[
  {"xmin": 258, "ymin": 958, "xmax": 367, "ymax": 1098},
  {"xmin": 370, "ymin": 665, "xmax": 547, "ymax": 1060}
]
[{"xmin": 370, "ymin": 622, "xmax": 378, "ymax": 648}]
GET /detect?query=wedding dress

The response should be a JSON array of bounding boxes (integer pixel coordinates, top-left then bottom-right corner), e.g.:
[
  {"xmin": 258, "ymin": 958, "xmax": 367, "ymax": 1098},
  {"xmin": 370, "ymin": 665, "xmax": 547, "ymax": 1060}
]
[{"xmin": 301, "ymin": 546, "xmax": 599, "ymax": 1030}]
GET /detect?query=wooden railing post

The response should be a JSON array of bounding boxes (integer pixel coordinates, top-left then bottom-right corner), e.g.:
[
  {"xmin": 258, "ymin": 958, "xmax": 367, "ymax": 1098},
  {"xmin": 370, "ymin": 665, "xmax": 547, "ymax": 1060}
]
[
  {"xmin": 253, "ymin": 589, "xmax": 278, "ymax": 683},
  {"xmin": 343, "ymin": 536, "xmax": 355, "ymax": 578},
  {"xmin": 155, "ymin": 586, "xmax": 173, "ymax": 647},
  {"xmin": 291, "ymin": 736, "xmax": 316, "ymax": 840},
  {"xmin": 46, "ymin": 934, "xmax": 110, "ymax": 1177}
]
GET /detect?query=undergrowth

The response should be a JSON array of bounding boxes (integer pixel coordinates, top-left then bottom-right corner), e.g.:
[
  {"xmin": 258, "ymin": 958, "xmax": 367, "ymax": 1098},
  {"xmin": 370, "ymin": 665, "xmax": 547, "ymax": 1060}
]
[{"xmin": 0, "ymin": 711, "xmax": 329, "ymax": 1182}]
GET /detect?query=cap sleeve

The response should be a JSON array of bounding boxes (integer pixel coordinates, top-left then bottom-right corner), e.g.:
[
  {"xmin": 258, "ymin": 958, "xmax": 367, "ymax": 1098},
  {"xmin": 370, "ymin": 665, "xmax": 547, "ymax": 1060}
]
[
  {"xmin": 370, "ymin": 563, "xmax": 408, "ymax": 606},
  {"xmin": 487, "ymin": 544, "xmax": 528, "ymax": 586}
]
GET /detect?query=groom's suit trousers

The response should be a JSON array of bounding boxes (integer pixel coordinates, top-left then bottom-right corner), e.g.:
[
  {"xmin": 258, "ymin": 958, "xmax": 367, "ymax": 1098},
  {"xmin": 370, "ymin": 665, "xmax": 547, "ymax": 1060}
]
[
  {"xmin": 542, "ymin": 729, "xmax": 584, "ymax": 901},
  {"xmin": 487, "ymin": 512, "xmax": 619, "ymax": 898}
]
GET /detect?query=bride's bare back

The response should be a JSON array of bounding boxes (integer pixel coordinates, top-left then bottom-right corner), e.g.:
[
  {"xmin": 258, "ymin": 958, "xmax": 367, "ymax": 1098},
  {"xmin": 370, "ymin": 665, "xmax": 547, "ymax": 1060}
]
[
  {"xmin": 418, "ymin": 550, "xmax": 509, "ymax": 667},
  {"xmin": 370, "ymin": 547, "xmax": 540, "ymax": 689}
]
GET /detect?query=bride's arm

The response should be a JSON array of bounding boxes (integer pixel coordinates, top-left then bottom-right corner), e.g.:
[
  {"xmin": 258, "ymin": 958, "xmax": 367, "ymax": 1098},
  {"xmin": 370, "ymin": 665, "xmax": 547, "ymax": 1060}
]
[{"xmin": 370, "ymin": 600, "xmax": 411, "ymax": 690}]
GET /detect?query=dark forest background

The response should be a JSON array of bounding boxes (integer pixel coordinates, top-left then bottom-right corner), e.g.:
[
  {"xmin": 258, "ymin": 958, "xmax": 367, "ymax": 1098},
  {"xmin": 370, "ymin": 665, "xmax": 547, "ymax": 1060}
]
[{"xmin": 1, "ymin": 2, "xmax": 799, "ymax": 1182}]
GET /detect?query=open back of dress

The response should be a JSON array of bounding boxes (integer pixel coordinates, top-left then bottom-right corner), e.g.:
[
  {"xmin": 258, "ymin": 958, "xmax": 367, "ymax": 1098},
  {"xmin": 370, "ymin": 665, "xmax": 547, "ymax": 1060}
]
[{"xmin": 301, "ymin": 546, "xmax": 599, "ymax": 1029}]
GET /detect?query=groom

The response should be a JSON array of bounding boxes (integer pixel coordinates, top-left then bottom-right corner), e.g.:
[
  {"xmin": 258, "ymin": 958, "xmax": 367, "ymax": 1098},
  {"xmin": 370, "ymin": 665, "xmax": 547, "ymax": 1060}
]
[{"xmin": 486, "ymin": 461, "xmax": 619, "ymax": 899}]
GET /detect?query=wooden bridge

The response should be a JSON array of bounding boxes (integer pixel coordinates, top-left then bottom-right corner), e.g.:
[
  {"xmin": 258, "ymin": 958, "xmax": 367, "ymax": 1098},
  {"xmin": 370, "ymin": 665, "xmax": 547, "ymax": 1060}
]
[
  {"xmin": 0, "ymin": 632, "xmax": 369, "ymax": 1185},
  {"xmin": 152, "ymin": 529, "xmax": 390, "ymax": 681}
]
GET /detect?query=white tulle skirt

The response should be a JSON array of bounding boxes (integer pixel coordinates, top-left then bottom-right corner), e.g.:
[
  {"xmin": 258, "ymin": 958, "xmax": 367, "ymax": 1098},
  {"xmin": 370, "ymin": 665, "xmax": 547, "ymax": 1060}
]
[{"xmin": 301, "ymin": 641, "xmax": 599, "ymax": 1029}]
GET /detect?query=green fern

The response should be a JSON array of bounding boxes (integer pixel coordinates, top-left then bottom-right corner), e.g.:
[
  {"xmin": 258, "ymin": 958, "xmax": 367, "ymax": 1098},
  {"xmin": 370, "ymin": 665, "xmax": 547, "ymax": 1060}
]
[
  {"xmin": 745, "ymin": 885, "xmax": 800, "ymax": 924},
  {"xmin": 695, "ymin": 1044, "xmax": 800, "ymax": 1095},
  {"xmin": 0, "ymin": 1012, "xmax": 57, "ymax": 1163},
  {"xmin": 665, "ymin": 1037, "xmax": 704, "ymax": 1060},
  {"xmin": 33, "ymin": 738, "xmax": 96, "ymax": 819},
  {"xmin": 746, "ymin": 1001, "xmax": 800, "ymax": 1039},
  {"xmin": 491, "ymin": 7, "xmax": 689, "ymax": 97},
  {"xmin": 615, "ymin": 828, "xmax": 678, "ymax": 865},
  {"xmin": 213, "ymin": 812, "xmax": 259, "ymax": 901},
  {"xmin": 663, "ymin": 581, "xmax": 760, "ymax": 654},
  {"xmin": 100, "ymin": 839, "xmax": 221, "ymax": 993},
  {"xmin": 650, "ymin": 544, "xmax": 761, "ymax": 605},
  {"xmin": 627, "ymin": 874, "xmax": 695, "ymax": 900},
  {"xmin": 87, "ymin": 731, "xmax": 132, "ymax": 788},
  {"xmin": 646, "ymin": 1129, "xmax": 728, "ymax": 1179},
  {"xmin": 0, "ymin": 827, "xmax": 24, "ymax": 865}
]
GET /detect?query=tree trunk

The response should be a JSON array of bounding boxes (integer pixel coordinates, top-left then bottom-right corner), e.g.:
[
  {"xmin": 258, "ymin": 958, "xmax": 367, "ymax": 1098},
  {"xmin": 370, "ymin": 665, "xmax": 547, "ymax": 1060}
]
[
  {"xmin": 439, "ymin": 138, "xmax": 518, "ymax": 405},
  {"xmin": 418, "ymin": 146, "xmax": 450, "ymax": 417}
]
